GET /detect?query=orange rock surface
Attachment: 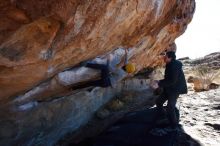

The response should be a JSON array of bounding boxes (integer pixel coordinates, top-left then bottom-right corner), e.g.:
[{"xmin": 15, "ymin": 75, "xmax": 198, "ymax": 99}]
[{"xmin": 0, "ymin": 0, "xmax": 195, "ymax": 103}]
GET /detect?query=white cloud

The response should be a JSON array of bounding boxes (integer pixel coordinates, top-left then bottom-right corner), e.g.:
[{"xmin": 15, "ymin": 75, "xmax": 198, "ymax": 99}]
[{"xmin": 176, "ymin": 0, "xmax": 220, "ymax": 59}]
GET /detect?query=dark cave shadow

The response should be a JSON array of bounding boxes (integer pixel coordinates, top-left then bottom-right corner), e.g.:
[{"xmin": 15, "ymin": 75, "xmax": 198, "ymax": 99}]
[{"xmin": 64, "ymin": 107, "xmax": 202, "ymax": 146}]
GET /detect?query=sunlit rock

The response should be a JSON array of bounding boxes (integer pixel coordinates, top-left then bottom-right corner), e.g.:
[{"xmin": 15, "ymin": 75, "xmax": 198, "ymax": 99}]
[{"xmin": 0, "ymin": 0, "xmax": 195, "ymax": 101}]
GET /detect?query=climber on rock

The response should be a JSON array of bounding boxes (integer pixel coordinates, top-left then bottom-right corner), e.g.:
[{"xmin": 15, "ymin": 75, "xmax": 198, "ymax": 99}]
[
  {"xmin": 151, "ymin": 50, "xmax": 187, "ymax": 131},
  {"xmin": 71, "ymin": 48, "xmax": 136, "ymax": 90}
]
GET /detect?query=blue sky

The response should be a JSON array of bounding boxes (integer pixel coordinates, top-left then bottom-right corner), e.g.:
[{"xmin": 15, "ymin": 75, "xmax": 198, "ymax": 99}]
[{"xmin": 176, "ymin": 0, "xmax": 220, "ymax": 59}]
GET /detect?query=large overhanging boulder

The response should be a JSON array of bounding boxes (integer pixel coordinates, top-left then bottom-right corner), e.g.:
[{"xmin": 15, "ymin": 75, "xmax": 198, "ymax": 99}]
[{"xmin": 0, "ymin": 0, "xmax": 195, "ymax": 103}]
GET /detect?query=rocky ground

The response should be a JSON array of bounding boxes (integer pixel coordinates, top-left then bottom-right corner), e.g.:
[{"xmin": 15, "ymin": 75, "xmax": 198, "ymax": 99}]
[{"xmin": 179, "ymin": 88, "xmax": 220, "ymax": 146}]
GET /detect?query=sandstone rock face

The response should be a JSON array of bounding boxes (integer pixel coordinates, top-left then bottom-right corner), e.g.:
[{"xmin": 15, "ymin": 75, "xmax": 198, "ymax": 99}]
[
  {"xmin": 0, "ymin": 0, "xmax": 195, "ymax": 145},
  {"xmin": 0, "ymin": 0, "xmax": 195, "ymax": 102}
]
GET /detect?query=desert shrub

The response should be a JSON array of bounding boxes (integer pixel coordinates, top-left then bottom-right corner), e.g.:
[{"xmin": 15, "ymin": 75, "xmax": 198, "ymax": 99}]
[{"xmin": 193, "ymin": 65, "xmax": 220, "ymax": 90}]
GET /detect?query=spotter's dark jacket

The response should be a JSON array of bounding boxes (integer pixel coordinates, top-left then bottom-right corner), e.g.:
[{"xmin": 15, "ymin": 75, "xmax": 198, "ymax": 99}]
[{"xmin": 159, "ymin": 59, "xmax": 187, "ymax": 95}]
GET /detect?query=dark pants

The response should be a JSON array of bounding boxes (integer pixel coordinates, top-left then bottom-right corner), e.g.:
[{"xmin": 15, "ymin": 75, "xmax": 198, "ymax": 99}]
[
  {"xmin": 71, "ymin": 63, "xmax": 111, "ymax": 90},
  {"xmin": 156, "ymin": 90, "xmax": 179, "ymax": 128}
]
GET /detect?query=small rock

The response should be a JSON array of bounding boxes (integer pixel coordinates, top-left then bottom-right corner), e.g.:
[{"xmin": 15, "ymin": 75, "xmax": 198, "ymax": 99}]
[
  {"xmin": 107, "ymin": 99, "xmax": 124, "ymax": 111},
  {"xmin": 209, "ymin": 83, "xmax": 219, "ymax": 90},
  {"xmin": 187, "ymin": 76, "xmax": 194, "ymax": 83},
  {"xmin": 96, "ymin": 108, "xmax": 110, "ymax": 119}
]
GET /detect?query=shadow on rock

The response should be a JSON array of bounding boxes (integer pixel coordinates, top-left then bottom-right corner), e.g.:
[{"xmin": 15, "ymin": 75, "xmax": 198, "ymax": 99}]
[{"xmin": 65, "ymin": 107, "xmax": 202, "ymax": 146}]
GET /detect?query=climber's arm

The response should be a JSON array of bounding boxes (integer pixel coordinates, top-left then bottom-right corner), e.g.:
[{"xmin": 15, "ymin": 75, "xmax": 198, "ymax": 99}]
[{"xmin": 124, "ymin": 48, "xmax": 129, "ymax": 65}]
